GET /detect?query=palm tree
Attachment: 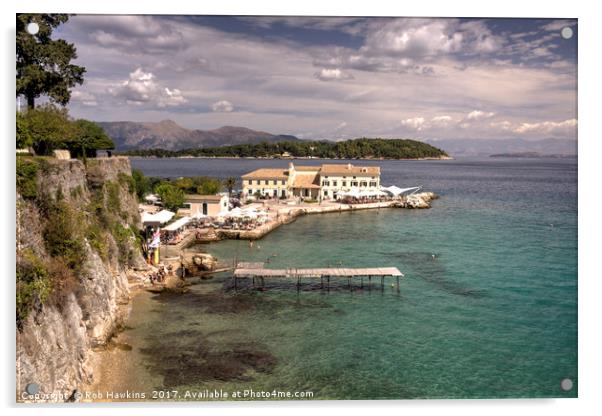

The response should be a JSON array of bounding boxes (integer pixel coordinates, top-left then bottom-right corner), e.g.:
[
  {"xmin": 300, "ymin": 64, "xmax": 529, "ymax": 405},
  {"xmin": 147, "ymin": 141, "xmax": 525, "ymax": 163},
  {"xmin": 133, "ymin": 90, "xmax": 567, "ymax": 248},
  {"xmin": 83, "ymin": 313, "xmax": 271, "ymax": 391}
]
[{"xmin": 224, "ymin": 176, "xmax": 237, "ymax": 196}]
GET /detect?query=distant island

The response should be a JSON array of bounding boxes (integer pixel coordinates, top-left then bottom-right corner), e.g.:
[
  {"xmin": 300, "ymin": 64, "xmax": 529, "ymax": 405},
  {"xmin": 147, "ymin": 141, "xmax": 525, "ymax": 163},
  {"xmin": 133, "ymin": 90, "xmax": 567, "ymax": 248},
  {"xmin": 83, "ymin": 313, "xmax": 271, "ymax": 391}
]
[
  {"xmin": 489, "ymin": 152, "xmax": 576, "ymax": 158},
  {"xmin": 119, "ymin": 138, "xmax": 450, "ymax": 160}
]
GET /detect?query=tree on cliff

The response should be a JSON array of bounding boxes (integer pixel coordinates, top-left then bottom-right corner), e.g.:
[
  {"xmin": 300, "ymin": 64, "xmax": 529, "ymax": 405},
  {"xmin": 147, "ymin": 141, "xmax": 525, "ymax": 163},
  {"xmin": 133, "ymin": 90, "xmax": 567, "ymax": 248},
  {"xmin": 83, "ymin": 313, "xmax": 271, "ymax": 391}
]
[
  {"xmin": 17, "ymin": 14, "xmax": 86, "ymax": 109},
  {"xmin": 70, "ymin": 119, "xmax": 115, "ymax": 161},
  {"xmin": 19, "ymin": 104, "xmax": 75, "ymax": 155}
]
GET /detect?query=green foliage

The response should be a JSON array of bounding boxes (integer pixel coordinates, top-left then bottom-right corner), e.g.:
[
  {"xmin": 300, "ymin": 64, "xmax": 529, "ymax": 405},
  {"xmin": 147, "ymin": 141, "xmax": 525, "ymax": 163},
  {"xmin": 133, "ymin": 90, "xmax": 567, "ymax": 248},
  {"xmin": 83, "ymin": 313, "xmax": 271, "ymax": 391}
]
[
  {"xmin": 105, "ymin": 181, "xmax": 122, "ymax": 213},
  {"xmin": 121, "ymin": 138, "xmax": 449, "ymax": 159},
  {"xmin": 16, "ymin": 111, "xmax": 32, "ymax": 148},
  {"xmin": 16, "ymin": 14, "xmax": 86, "ymax": 109},
  {"xmin": 19, "ymin": 104, "xmax": 75, "ymax": 155},
  {"xmin": 112, "ymin": 223, "xmax": 136, "ymax": 266},
  {"xmin": 16, "ymin": 250, "xmax": 51, "ymax": 329},
  {"xmin": 131, "ymin": 169, "xmax": 151, "ymax": 200},
  {"xmin": 154, "ymin": 182, "xmax": 185, "ymax": 211},
  {"xmin": 86, "ymin": 222, "xmax": 108, "ymax": 261},
  {"xmin": 16, "ymin": 158, "xmax": 39, "ymax": 199},
  {"xmin": 69, "ymin": 119, "xmax": 115, "ymax": 159},
  {"xmin": 42, "ymin": 197, "xmax": 86, "ymax": 271},
  {"xmin": 196, "ymin": 178, "xmax": 222, "ymax": 195},
  {"xmin": 118, "ymin": 172, "xmax": 136, "ymax": 195},
  {"xmin": 86, "ymin": 181, "xmax": 136, "ymax": 265},
  {"xmin": 69, "ymin": 184, "xmax": 83, "ymax": 199},
  {"xmin": 224, "ymin": 176, "xmax": 237, "ymax": 195}
]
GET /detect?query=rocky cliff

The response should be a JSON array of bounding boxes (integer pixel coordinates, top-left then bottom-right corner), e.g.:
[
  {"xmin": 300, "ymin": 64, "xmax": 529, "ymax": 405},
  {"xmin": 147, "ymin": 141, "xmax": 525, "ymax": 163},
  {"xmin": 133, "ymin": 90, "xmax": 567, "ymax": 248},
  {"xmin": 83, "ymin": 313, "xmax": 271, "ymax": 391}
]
[{"xmin": 16, "ymin": 156, "xmax": 146, "ymax": 402}]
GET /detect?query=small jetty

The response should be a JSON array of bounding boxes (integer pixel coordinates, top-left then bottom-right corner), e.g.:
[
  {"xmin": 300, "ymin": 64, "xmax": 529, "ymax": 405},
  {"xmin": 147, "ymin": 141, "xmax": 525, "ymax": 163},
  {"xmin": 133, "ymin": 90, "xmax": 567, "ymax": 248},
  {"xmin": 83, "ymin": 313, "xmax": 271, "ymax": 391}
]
[{"xmin": 233, "ymin": 262, "xmax": 404, "ymax": 292}]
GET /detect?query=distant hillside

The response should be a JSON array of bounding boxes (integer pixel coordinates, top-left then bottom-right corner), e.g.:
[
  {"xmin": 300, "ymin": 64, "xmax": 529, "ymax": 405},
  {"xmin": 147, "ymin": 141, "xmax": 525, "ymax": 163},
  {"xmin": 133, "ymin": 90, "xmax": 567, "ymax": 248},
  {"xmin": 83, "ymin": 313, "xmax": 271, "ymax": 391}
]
[
  {"xmin": 489, "ymin": 152, "xmax": 576, "ymax": 159},
  {"xmin": 426, "ymin": 138, "xmax": 577, "ymax": 157},
  {"xmin": 98, "ymin": 119, "xmax": 299, "ymax": 150},
  {"xmin": 120, "ymin": 138, "xmax": 449, "ymax": 160}
]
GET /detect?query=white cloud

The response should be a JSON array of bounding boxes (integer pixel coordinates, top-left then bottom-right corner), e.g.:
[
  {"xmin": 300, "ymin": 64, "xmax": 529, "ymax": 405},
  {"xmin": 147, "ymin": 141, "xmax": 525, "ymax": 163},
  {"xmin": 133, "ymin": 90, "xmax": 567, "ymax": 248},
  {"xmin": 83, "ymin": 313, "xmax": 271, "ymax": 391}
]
[
  {"xmin": 401, "ymin": 117, "xmax": 426, "ymax": 130},
  {"xmin": 314, "ymin": 68, "xmax": 354, "ymax": 81},
  {"xmin": 541, "ymin": 20, "xmax": 577, "ymax": 32},
  {"xmin": 313, "ymin": 18, "xmax": 504, "ymax": 75},
  {"xmin": 467, "ymin": 110, "xmax": 495, "ymax": 120},
  {"xmin": 71, "ymin": 90, "xmax": 98, "ymax": 107},
  {"xmin": 60, "ymin": 16, "xmax": 577, "ymax": 141},
  {"xmin": 211, "ymin": 100, "xmax": 234, "ymax": 113},
  {"xmin": 514, "ymin": 118, "xmax": 577, "ymax": 134},
  {"xmin": 431, "ymin": 115, "xmax": 453, "ymax": 125},
  {"xmin": 110, "ymin": 68, "xmax": 187, "ymax": 107}
]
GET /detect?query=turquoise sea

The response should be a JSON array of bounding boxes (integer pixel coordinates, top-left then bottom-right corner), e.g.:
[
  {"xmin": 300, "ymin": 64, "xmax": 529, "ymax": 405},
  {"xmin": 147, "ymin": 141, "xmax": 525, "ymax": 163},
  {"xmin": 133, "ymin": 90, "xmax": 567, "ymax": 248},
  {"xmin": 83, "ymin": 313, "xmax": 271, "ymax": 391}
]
[{"xmin": 114, "ymin": 157, "xmax": 577, "ymax": 399}]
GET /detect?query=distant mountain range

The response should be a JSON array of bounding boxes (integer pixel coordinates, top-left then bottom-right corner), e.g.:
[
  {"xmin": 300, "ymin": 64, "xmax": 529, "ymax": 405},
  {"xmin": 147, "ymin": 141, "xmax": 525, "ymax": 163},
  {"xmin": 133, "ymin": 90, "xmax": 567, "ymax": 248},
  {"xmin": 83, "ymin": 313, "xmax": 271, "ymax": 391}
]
[
  {"xmin": 425, "ymin": 138, "xmax": 577, "ymax": 157},
  {"xmin": 98, "ymin": 119, "xmax": 299, "ymax": 151},
  {"xmin": 98, "ymin": 119, "xmax": 577, "ymax": 157}
]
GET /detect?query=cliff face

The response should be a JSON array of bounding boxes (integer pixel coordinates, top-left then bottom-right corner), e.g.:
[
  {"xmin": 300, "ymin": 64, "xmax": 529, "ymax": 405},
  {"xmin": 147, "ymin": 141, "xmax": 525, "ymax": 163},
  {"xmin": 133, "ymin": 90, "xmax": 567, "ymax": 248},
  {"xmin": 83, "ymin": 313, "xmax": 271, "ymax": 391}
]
[{"xmin": 16, "ymin": 157, "xmax": 145, "ymax": 401}]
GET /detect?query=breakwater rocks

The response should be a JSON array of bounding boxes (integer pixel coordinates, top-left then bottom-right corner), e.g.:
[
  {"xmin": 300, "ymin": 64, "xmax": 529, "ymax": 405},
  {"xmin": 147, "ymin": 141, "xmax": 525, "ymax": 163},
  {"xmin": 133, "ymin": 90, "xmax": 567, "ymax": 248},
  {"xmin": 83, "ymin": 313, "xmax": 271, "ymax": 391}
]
[{"xmin": 16, "ymin": 157, "xmax": 146, "ymax": 402}]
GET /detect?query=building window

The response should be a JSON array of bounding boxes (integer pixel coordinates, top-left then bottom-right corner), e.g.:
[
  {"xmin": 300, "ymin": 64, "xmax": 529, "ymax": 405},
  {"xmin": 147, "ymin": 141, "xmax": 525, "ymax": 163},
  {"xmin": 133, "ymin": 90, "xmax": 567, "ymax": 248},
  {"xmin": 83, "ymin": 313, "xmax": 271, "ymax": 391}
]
[
  {"xmin": 248, "ymin": 189, "xmax": 253, "ymax": 195},
  {"xmin": 333, "ymin": 180, "xmax": 338, "ymax": 187},
  {"xmin": 360, "ymin": 181, "xmax": 367, "ymax": 187},
  {"xmin": 370, "ymin": 181, "xmax": 377, "ymax": 187},
  {"xmin": 323, "ymin": 190, "xmax": 328, "ymax": 197},
  {"xmin": 282, "ymin": 180, "xmax": 286, "ymax": 185},
  {"xmin": 342, "ymin": 181, "xmax": 347, "ymax": 187},
  {"xmin": 248, "ymin": 180, "xmax": 252, "ymax": 185},
  {"xmin": 323, "ymin": 181, "xmax": 330, "ymax": 186},
  {"xmin": 264, "ymin": 180, "xmax": 269, "ymax": 185},
  {"xmin": 351, "ymin": 181, "xmax": 358, "ymax": 187},
  {"xmin": 304, "ymin": 189, "xmax": 309, "ymax": 197},
  {"xmin": 202, "ymin": 203, "xmax": 208, "ymax": 216},
  {"xmin": 256, "ymin": 180, "xmax": 260, "ymax": 185},
  {"xmin": 273, "ymin": 189, "xmax": 277, "ymax": 197},
  {"xmin": 281, "ymin": 189, "xmax": 286, "ymax": 197}
]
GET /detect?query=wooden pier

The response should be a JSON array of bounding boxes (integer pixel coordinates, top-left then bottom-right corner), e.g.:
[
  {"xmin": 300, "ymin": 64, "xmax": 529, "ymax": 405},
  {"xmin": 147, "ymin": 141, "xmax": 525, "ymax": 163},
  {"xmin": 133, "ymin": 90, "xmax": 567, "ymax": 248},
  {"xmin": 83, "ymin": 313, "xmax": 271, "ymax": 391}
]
[{"xmin": 233, "ymin": 263, "xmax": 404, "ymax": 292}]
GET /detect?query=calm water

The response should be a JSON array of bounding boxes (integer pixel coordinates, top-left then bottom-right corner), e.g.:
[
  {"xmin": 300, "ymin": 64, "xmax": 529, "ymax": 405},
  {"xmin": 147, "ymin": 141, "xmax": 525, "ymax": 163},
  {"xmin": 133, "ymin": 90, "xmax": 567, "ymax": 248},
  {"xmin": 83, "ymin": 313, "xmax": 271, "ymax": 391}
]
[{"xmin": 116, "ymin": 157, "xmax": 577, "ymax": 399}]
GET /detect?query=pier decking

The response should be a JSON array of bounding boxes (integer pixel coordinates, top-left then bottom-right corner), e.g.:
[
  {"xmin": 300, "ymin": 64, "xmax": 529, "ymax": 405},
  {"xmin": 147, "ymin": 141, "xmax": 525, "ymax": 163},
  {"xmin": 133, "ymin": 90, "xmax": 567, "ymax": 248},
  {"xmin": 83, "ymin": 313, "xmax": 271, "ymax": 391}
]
[{"xmin": 233, "ymin": 263, "xmax": 404, "ymax": 292}]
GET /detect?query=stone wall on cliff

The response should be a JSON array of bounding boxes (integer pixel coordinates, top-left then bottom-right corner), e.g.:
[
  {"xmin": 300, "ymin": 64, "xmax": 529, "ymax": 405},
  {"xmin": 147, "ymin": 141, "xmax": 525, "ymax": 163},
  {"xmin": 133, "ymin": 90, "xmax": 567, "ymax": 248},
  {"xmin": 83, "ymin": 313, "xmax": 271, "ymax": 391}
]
[{"xmin": 16, "ymin": 157, "xmax": 145, "ymax": 401}]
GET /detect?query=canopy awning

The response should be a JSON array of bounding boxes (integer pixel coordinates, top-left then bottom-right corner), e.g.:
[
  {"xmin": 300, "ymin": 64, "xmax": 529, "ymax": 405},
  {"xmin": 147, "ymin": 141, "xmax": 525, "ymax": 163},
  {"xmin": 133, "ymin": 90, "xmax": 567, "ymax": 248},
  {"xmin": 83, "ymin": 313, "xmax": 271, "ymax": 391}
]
[
  {"xmin": 144, "ymin": 194, "xmax": 159, "ymax": 203},
  {"xmin": 142, "ymin": 210, "xmax": 175, "ymax": 225},
  {"xmin": 381, "ymin": 185, "xmax": 422, "ymax": 196},
  {"xmin": 163, "ymin": 216, "xmax": 191, "ymax": 232}
]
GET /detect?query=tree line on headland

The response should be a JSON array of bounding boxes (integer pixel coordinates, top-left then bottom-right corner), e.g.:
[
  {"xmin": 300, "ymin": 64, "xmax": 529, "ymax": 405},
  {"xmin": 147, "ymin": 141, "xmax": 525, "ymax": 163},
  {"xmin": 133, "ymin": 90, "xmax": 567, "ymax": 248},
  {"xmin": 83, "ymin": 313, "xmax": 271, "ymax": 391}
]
[{"xmin": 120, "ymin": 138, "xmax": 449, "ymax": 159}]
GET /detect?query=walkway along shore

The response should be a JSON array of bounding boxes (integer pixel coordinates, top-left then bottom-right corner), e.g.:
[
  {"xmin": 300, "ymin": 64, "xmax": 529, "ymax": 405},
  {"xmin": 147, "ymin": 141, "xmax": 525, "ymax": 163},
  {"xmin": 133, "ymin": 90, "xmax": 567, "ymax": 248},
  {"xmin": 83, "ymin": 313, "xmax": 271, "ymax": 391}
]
[{"xmin": 195, "ymin": 192, "xmax": 438, "ymax": 243}]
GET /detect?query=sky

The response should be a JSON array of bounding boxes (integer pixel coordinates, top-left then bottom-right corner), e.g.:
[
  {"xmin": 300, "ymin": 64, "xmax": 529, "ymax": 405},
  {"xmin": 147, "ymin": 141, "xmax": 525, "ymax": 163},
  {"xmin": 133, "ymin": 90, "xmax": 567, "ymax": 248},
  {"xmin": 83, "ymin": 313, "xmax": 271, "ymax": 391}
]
[{"xmin": 51, "ymin": 15, "xmax": 577, "ymax": 141}]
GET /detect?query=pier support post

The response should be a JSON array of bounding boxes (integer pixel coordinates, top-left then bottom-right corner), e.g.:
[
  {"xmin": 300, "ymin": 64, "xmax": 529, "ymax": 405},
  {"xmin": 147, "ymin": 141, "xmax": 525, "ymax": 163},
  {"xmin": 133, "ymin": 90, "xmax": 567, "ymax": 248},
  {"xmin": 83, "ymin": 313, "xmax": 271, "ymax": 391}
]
[
  {"xmin": 348, "ymin": 277, "xmax": 352, "ymax": 291},
  {"xmin": 234, "ymin": 276, "xmax": 237, "ymax": 290},
  {"xmin": 327, "ymin": 276, "xmax": 330, "ymax": 292},
  {"xmin": 396, "ymin": 276, "xmax": 400, "ymax": 293},
  {"xmin": 361, "ymin": 277, "xmax": 363, "ymax": 288},
  {"xmin": 321, "ymin": 276, "xmax": 323, "ymax": 289},
  {"xmin": 369, "ymin": 276, "xmax": 372, "ymax": 291},
  {"xmin": 381, "ymin": 276, "xmax": 384, "ymax": 292}
]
